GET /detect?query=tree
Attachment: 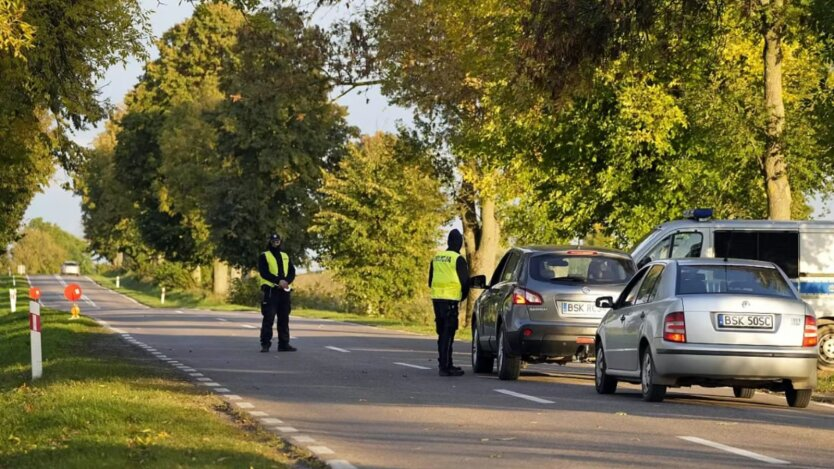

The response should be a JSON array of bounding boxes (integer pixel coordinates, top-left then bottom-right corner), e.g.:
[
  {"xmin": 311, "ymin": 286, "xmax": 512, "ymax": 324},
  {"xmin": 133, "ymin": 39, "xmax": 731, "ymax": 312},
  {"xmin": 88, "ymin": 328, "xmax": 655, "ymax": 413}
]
[
  {"xmin": 523, "ymin": 0, "xmax": 834, "ymax": 220},
  {"xmin": 312, "ymin": 132, "xmax": 448, "ymax": 317},
  {"xmin": 204, "ymin": 4, "xmax": 353, "ymax": 268},
  {"xmin": 9, "ymin": 219, "xmax": 92, "ymax": 275},
  {"xmin": 113, "ymin": 2, "xmax": 244, "ymax": 267},
  {"xmin": 0, "ymin": 0, "xmax": 149, "ymax": 247}
]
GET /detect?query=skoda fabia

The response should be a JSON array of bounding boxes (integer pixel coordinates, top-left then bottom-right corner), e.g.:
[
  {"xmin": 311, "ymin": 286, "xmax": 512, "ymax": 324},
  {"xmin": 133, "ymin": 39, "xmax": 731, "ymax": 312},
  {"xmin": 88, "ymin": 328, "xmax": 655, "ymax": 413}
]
[{"xmin": 594, "ymin": 258, "xmax": 818, "ymax": 408}]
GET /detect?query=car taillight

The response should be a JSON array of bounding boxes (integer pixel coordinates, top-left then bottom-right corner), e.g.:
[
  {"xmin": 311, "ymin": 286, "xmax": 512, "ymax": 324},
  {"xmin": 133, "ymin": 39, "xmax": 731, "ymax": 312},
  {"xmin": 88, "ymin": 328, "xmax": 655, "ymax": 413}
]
[
  {"xmin": 664, "ymin": 312, "xmax": 686, "ymax": 343},
  {"xmin": 512, "ymin": 287, "xmax": 543, "ymax": 305},
  {"xmin": 803, "ymin": 315, "xmax": 817, "ymax": 347}
]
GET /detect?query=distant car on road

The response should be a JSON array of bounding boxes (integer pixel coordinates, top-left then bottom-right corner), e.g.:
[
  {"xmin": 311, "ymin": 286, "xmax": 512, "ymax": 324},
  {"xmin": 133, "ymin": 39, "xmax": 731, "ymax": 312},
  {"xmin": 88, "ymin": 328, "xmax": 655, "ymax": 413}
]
[
  {"xmin": 594, "ymin": 258, "xmax": 818, "ymax": 408},
  {"xmin": 470, "ymin": 246, "xmax": 635, "ymax": 380},
  {"xmin": 60, "ymin": 261, "xmax": 80, "ymax": 276}
]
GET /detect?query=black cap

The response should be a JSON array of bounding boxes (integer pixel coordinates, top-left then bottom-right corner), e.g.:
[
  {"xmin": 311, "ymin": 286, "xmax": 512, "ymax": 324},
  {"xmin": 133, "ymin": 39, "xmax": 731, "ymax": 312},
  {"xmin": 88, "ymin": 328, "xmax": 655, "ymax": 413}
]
[{"xmin": 268, "ymin": 233, "xmax": 281, "ymax": 242}]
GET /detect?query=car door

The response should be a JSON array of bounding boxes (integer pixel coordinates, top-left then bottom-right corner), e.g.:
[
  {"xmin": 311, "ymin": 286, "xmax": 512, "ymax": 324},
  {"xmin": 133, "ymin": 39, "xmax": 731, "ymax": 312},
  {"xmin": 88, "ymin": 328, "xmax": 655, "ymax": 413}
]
[
  {"xmin": 486, "ymin": 251, "xmax": 522, "ymax": 350},
  {"xmin": 621, "ymin": 264, "xmax": 665, "ymax": 372},
  {"xmin": 602, "ymin": 266, "xmax": 650, "ymax": 371},
  {"xmin": 479, "ymin": 252, "xmax": 512, "ymax": 349}
]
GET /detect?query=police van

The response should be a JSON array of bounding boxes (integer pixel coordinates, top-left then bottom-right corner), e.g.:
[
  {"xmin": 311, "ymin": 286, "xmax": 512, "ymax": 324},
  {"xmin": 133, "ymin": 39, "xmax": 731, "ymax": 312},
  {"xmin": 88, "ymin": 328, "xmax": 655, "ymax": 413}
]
[{"xmin": 630, "ymin": 209, "xmax": 834, "ymax": 370}]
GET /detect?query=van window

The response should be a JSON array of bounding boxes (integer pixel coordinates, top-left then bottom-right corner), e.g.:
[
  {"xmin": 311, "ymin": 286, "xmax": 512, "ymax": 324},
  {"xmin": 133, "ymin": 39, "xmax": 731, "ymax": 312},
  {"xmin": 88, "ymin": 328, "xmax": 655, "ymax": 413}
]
[
  {"xmin": 670, "ymin": 232, "xmax": 702, "ymax": 258},
  {"xmin": 714, "ymin": 231, "xmax": 799, "ymax": 278}
]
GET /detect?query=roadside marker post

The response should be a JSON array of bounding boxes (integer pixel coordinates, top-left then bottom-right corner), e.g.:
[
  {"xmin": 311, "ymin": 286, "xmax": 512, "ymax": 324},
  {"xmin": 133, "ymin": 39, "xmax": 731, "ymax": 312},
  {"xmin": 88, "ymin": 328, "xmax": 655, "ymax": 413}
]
[
  {"xmin": 116, "ymin": 276, "xmax": 120, "ymax": 288},
  {"xmin": 161, "ymin": 287, "xmax": 165, "ymax": 305},
  {"xmin": 9, "ymin": 288, "xmax": 16, "ymax": 313},
  {"xmin": 29, "ymin": 287, "xmax": 42, "ymax": 380}
]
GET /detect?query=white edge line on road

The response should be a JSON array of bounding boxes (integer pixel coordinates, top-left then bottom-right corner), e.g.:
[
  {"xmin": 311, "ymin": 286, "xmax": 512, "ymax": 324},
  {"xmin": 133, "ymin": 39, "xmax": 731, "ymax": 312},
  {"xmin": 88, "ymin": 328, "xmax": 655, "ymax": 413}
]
[
  {"xmin": 248, "ymin": 411, "xmax": 268, "ymax": 417},
  {"xmin": 276, "ymin": 426, "xmax": 298, "ymax": 433},
  {"xmin": 678, "ymin": 436, "xmax": 790, "ymax": 465},
  {"xmin": 224, "ymin": 394, "xmax": 242, "ymax": 400},
  {"xmin": 813, "ymin": 401, "xmax": 834, "ymax": 409},
  {"xmin": 236, "ymin": 402, "xmax": 255, "ymax": 409},
  {"xmin": 494, "ymin": 389, "xmax": 555, "ymax": 405},
  {"xmin": 176, "ymin": 310, "xmax": 184, "ymax": 314},
  {"xmin": 215, "ymin": 388, "xmax": 231, "ymax": 393},
  {"xmin": 394, "ymin": 362, "xmax": 431, "ymax": 370},
  {"xmin": 261, "ymin": 418, "xmax": 284, "ymax": 425},
  {"xmin": 292, "ymin": 435, "xmax": 314, "ymax": 443},
  {"xmin": 308, "ymin": 446, "xmax": 334, "ymax": 455},
  {"xmin": 325, "ymin": 346, "xmax": 350, "ymax": 353},
  {"xmin": 326, "ymin": 460, "xmax": 357, "ymax": 469}
]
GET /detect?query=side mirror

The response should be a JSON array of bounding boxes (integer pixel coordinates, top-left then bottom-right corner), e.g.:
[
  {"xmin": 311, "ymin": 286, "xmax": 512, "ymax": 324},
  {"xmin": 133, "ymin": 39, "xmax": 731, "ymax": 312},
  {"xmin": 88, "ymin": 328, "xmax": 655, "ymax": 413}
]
[
  {"xmin": 595, "ymin": 296, "xmax": 614, "ymax": 309},
  {"xmin": 637, "ymin": 257, "xmax": 650, "ymax": 268},
  {"xmin": 469, "ymin": 275, "xmax": 487, "ymax": 289}
]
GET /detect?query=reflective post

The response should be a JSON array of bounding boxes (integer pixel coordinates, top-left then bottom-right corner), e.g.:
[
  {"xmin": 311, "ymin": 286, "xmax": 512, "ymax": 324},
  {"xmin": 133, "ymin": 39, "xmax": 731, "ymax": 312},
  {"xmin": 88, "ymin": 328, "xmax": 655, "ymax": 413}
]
[
  {"xmin": 160, "ymin": 287, "xmax": 165, "ymax": 305},
  {"xmin": 9, "ymin": 288, "xmax": 16, "ymax": 313},
  {"xmin": 29, "ymin": 287, "xmax": 42, "ymax": 380}
]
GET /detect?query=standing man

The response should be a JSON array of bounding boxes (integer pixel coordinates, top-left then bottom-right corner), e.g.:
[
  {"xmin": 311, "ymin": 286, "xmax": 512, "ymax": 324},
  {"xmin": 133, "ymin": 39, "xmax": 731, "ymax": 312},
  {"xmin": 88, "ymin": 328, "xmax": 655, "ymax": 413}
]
[
  {"xmin": 428, "ymin": 229, "xmax": 469, "ymax": 377},
  {"xmin": 259, "ymin": 233, "xmax": 297, "ymax": 353}
]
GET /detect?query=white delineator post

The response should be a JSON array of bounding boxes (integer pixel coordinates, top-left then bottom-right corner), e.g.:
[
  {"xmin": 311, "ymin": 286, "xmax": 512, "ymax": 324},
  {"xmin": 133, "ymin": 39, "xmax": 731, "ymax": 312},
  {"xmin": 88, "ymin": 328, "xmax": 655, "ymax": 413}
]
[
  {"xmin": 161, "ymin": 287, "xmax": 166, "ymax": 305},
  {"xmin": 116, "ymin": 276, "xmax": 120, "ymax": 288},
  {"xmin": 30, "ymin": 300, "xmax": 42, "ymax": 380},
  {"xmin": 9, "ymin": 288, "xmax": 16, "ymax": 313}
]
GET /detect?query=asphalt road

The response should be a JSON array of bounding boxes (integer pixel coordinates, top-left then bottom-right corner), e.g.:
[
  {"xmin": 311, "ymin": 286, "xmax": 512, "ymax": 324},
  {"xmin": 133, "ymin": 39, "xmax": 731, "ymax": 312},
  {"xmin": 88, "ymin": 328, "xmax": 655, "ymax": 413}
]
[{"xmin": 29, "ymin": 275, "xmax": 834, "ymax": 469}]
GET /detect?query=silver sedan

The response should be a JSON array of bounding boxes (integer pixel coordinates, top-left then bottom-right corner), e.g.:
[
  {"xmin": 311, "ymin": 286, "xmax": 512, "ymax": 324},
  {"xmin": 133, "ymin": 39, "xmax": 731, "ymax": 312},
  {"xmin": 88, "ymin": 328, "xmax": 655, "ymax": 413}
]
[{"xmin": 594, "ymin": 258, "xmax": 818, "ymax": 408}]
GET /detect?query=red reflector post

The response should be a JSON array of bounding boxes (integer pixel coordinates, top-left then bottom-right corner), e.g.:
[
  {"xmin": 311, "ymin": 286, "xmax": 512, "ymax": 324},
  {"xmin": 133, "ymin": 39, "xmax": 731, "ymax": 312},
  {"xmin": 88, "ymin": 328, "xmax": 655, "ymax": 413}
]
[
  {"xmin": 803, "ymin": 315, "xmax": 818, "ymax": 347},
  {"xmin": 664, "ymin": 312, "xmax": 686, "ymax": 343}
]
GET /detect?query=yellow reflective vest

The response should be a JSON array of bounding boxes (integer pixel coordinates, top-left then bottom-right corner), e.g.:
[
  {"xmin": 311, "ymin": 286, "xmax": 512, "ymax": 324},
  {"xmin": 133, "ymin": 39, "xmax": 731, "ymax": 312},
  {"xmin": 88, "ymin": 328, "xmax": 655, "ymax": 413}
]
[
  {"xmin": 431, "ymin": 250, "xmax": 462, "ymax": 300},
  {"xmin": 260, "ymin": 251, "xmax": 290, "ymax": 288}
]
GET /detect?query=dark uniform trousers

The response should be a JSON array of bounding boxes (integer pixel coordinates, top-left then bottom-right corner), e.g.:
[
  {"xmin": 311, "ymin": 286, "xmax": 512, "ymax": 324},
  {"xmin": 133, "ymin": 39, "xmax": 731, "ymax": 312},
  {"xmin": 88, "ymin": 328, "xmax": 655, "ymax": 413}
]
[
  {"xmin": 260, "ymin": 286, "xmax": 291, "ymax": 348},
  {"xmin": 433, "ymin": 300, "xmax": 459, "ymax": 370}
]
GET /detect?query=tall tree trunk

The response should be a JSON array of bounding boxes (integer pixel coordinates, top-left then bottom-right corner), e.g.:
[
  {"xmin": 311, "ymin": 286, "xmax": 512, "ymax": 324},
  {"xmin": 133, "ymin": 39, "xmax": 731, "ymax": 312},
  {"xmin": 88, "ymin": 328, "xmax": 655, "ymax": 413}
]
[
  {"xmin": 458, "ymin": 180, "xmax": 500, "ymax": 328},
  {"xmin": 761, "ymin": 0, "xmax": 791, "ymax": 220},
  {"xmin": 113, "ymin": 252, "xmax": 124, "ymax": 268},
  {"xmin": 191, "ymin": 265, "xmax": 202, "ymax": 285},
  {"xmin": 213, "ymin": 258, "xmax": 230, "ymax": 296}
]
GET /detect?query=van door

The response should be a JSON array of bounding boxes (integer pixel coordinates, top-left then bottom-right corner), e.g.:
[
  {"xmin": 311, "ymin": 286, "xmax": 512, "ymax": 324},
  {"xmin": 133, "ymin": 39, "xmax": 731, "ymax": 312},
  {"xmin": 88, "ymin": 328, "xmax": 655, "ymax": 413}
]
[{"xmin": 637, "ymin": 230, "xmax": 706, "ymax": 267}]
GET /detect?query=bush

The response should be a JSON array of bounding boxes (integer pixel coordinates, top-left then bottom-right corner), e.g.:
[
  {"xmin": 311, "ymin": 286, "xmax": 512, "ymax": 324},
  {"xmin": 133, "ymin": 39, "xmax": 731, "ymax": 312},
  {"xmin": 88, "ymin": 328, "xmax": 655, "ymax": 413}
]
[
  {"xmin": 148, "ymin": 262, "xmax": 195, "ymax": 290},
  {"xmin": 228, "ymin": 276, "xmax": 261, "ymax": 307},
  {"xmin": 292, "ymin": 271, "xmax": 347, "ymax": 311}
]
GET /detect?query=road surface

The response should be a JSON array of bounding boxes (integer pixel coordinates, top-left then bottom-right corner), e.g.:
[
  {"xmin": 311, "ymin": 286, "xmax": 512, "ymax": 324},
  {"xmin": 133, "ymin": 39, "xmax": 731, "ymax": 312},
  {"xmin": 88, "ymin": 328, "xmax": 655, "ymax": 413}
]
[{"xmin": 29, "ymin": 275, "xmax": 834, "ymax": 468}]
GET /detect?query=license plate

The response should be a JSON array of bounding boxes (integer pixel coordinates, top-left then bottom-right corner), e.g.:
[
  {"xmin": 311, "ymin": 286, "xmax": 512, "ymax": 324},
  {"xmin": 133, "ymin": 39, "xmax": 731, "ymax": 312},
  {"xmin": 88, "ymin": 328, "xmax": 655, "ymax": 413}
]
[
  {"xmin": 716, "ymin": 313, "xmax": 774, "ymax": 330},
  {"xmin": 561, "ymin": 302, "xmax": 605, "ymax": 315}
]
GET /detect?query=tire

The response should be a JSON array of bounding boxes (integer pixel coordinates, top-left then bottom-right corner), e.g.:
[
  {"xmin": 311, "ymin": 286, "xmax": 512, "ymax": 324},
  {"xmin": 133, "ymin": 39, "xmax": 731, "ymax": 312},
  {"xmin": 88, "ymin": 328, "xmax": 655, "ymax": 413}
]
[
  {"xmin": 594, "ymin": 345, "xmax": 618, "ymax": 394},
  {"xmin": 471, "ymin": 324, "xmax": 494, "ymax": 374},
  {"xmin": 496, "ymin": 324, "xmax": 521, "ymax": 381},
  {"xmin": 818, "ymin": 325, "xmax": 834, "ymax": 372},
  {"xmin": 640, "ymin": 348, "xmax": 667, "ymax": 403},
  {"xmin": 732, "ymin": 387, "xmax": 755, "ymax": 399},
  {"xmin": 785, "ymin": 386, "xmax": 812, "ymax": 408}
]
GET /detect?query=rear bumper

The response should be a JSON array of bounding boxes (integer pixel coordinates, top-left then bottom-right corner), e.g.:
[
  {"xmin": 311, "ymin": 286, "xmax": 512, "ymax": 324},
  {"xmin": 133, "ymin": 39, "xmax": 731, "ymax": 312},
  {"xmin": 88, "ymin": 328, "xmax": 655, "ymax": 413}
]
[
  {"xmin": 506, "ymin": 321, "xmax": 598, "ymax": 358},
  {"xmin": 654, "ymin": 345, "xmax": 818, "ymax": 388}
]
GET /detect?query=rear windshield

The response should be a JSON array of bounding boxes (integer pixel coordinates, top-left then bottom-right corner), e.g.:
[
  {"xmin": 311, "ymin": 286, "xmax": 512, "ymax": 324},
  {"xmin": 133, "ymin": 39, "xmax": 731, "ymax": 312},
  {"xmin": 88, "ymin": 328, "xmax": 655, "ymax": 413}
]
[
  {"xmin": 676, "ymin": 265, "xmax": 795, "ymax": 298},
  {"xmin": 530, "ymin": 254, "xmax": 634, "ymax": 284}
]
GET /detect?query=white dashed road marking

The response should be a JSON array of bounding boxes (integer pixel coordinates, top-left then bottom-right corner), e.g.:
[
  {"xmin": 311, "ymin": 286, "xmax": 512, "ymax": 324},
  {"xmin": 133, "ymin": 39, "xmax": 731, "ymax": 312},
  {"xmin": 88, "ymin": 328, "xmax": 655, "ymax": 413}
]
[
  {"xmin": 394, "ymin": 362, "xmax": 431, "ymax": 370},
  {"xmin": 236, "ymin": 402, "xmax": 255, "ymax": 409},
  {"xmin": 325, "ymin": 346, "xmax": 350, "ymax": 353},
  {"xmin": 293, "ymin": 435, "xmax": 315, "ymax": 443},
  {"xmin": 494, "ymin": 389, "xmax": 555, "ymax": 405},
  {"xmin": 215, "ymin": 388, "xmax": 231, "ymax": 393},
  {"xmin": 678, "ymin": 437, "xmax": 790, "ymax": 465},
  {"xmin": 327, "ymin": 460, "xmax": 357, "ymax": 469},
  {"xmin": 216, "ymin": 318, "xmax": 228, "ymax": 322},
  {"xmin": 249, "ymin": 411, "xmax": 268, "ymax": 417},
  {"xmin": 308, "ymin": 446, "xmax": 335, "ymax": 455},
  {"xmin": 241, "ymin": 324, "xmax": 257, "ymax": 329},
  {"xmin": 276, "ymin": 426, "xmax": 298, "ymax": 433},
  {"xmin": 261, "ymin": 418, "xmax": 284, "ymax": 425},
  {"xmin": 176, "ymin": 310, "xmax": 184, "ymax": 314}
]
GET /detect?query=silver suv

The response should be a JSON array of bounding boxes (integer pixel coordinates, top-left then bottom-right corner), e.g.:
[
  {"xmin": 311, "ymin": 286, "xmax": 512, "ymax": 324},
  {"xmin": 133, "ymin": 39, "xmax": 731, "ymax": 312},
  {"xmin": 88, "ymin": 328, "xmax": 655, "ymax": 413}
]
[{"xmin": 470, "ymin": 246, "xmax": 635, "ymax": 380}]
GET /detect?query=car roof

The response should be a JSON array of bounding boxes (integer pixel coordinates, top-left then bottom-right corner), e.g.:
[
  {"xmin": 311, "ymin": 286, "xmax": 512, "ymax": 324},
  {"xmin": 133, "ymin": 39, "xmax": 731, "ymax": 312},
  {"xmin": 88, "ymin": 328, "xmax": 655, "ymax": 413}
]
[
  {"xmin": 662, "ymin": 258, "xmax": 778, "ymax": 268},
  {"xmin": 658, "ymin": 218, "xmax": 834, "ymax": 231},
  {"xmin": 516, "ymin": 245, "xmax": 632, "ymax": 258}
]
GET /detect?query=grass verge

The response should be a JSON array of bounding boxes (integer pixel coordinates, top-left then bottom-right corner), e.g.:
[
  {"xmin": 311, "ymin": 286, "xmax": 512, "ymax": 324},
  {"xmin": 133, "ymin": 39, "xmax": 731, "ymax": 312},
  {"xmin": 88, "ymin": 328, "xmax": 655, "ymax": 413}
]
[
  {"xmin": 817, "ymin": 371, "xmax": 834, "ymax": 394},
  {"xmin": 0, "ymin": 277, "xmax": 319, "ymax": 469},
  {"xmin": 89, "ymin": 271, "xmax": 255, "ymax": 312}
]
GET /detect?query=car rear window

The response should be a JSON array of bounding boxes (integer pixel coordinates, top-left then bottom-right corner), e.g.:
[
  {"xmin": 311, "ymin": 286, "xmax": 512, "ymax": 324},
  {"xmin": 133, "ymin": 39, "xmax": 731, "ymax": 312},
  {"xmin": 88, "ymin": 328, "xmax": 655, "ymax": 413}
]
[
  {"xmin": 530, "ymin": 254, "xmax": 634, "ymax": 284},
  {"xmin": 676, "ymin": 265, "xmax": 795, "ymax": 298}
]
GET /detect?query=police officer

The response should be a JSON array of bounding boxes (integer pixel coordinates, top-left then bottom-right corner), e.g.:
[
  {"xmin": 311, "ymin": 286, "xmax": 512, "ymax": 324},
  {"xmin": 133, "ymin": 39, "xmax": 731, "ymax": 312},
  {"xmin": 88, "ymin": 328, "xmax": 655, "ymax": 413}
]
[
  {"xmin": 428, "ymin": 229, "xmax": 469, "ymax": 376},
  {"xmin": 258, "ymin": 233, "xmax": 297, "ymax": 352}
]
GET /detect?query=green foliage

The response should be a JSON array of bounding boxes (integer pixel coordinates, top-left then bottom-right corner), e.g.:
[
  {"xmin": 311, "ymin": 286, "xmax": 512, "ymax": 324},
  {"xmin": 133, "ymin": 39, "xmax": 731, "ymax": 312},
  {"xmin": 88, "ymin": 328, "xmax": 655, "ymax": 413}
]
[
  {"xmin": 8, "ymin": 218, "xmax": 92, "ymax": 274},
  {"xmin": 227, "ymin": 276, "xmax": 260, "ymax": 307},
  {"xmin": 112, "ymin": 2, "xmax": 244, "ymax": 267},
  {"xmin": 205, "ymin": 4, "xmax": 353, "ymax": 268},
  {"xmin": 143, "ymin": 261, "xmax": 196, "ymax": 290},
  {"xmin": 0, "ymin": 0, "xmax": 149, "ymax": 247},
  {"xmin": 312, "ymin": 133, "xmax": 447, "ymax": 318}
]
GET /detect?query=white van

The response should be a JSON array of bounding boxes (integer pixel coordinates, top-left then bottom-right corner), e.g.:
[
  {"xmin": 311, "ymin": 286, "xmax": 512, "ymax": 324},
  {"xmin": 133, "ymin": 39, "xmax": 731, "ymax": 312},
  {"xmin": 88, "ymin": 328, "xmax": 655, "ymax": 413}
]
[{"xmin": 630, "ymin": 209, "xmax": 834, "ymax": 370}]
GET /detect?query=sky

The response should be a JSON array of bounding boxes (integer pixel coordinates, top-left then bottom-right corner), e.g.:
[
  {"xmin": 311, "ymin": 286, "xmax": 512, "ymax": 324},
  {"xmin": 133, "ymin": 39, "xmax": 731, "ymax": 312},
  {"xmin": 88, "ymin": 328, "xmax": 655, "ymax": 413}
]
[{"xmin": 24, "ymin": 0, "xmax": 412, "ymax": 238}]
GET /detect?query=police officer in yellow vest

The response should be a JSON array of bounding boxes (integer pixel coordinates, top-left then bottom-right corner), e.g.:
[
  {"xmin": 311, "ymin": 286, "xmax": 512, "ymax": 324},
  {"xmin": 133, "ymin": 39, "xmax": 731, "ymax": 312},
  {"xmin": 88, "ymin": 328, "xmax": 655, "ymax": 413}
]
[
  {"xmin": 428, "ymin": 229, "xmax": 469, "ymax": 376},
  {"xmin": 259, "ymin": 233, "xmax": 297, "ymax": 352}
]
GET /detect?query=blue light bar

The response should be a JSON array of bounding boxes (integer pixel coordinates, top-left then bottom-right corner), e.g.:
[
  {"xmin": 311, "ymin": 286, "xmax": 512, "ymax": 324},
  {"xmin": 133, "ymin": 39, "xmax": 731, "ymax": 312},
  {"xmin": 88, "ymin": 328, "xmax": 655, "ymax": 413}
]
[{"xmin": 684, "ymin": 208, "xmax": 713, "ymax": 220}]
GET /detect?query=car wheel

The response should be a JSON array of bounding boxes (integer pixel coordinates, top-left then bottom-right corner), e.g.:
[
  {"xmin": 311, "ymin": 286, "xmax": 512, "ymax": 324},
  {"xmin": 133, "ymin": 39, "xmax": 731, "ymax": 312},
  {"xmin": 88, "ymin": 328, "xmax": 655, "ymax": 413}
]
[
  {"xmin": 496, "ymin": 324, "xmax": 521, "ymax": 381},
  {"xmin": 785, "ymin": 385, "xmax": 812, "ymax": 408},
  {"xmin": 471, "ymin": 324, "xmax": 494, "ymax": 374},
  {"xmin": 818, "ymin": 325, "xmax": 834, "ymax": 372},
  {"xmin": 640, "ymin": 348, "xmax": 666, "ymax": 403},
  {"xmin": 595, "ymin": 345, "xmax": 617, "ymax": 394},
  {"xmin": 732, "ymin": 387, "xmax": 755, "ymax": 399}
]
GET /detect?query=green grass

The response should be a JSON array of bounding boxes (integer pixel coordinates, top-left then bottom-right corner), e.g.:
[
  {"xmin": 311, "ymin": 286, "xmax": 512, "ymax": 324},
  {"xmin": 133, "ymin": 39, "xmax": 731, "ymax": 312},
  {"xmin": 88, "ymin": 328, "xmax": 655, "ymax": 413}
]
[
  {"xmin": 89, "ymin": 271, "xmax": 255, "ymax": 312},
  {"xmin": 0, "ymin": 277, "xmax": 319, "ymax": 468},
  {"xmin": 817, "ymin": 371, "xmax": 834, "ymax": 394}
]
